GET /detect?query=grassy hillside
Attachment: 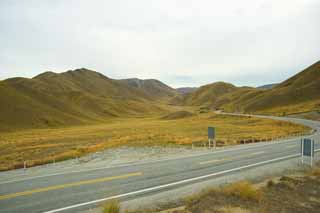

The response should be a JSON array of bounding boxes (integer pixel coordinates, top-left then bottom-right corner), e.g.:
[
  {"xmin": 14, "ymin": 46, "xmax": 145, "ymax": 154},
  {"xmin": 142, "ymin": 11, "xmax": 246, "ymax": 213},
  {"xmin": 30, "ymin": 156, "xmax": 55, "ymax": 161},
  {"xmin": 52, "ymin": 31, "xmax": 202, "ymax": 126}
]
[
  {"xmin": 1, "ymin": 61, "xmax": 319, "ymax": 131},
  {"xmin": 0, "ymin": 69, "xmax": 165, "ymax": 131},
  {"xmin": 220, "ymin": 61, "xmax": 320, "ymax": 114},
  {"xmin": 183, "ymin": 61, "xmax": 320, "ymax": 115},
  {"xmin": 183, "ymin": 82, "xmax": 237, "ymax": 106},
  {"xmin": 120, "ymin": 78, "xmax": 179, "ymax": 101}
]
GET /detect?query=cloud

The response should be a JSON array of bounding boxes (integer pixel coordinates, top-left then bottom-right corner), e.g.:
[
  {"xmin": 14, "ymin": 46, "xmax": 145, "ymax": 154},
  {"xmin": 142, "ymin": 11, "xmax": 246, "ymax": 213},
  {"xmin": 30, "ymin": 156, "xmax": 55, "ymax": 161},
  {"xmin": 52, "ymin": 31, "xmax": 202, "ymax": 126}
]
[{"xmin": 0, "ymin": 0, "xmax": 319, "ymax": 87}]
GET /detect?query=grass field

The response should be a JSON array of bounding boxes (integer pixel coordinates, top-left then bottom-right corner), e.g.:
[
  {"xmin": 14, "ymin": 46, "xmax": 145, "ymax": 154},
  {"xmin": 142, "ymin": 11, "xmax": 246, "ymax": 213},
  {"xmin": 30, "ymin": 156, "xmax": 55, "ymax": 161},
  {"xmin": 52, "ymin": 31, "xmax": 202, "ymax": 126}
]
[{"xmin": 0, "ymin": 112, "xmax": 310, "ymax": 171}]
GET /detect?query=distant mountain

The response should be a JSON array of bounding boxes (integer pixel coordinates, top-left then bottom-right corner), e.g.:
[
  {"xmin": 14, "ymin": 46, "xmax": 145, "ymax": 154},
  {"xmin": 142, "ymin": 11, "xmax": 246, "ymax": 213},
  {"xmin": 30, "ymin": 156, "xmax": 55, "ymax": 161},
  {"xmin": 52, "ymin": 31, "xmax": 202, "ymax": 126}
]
[
  {"xmin": 119, "ymin": 78, "xmax": 178, "ymax": 100},
  {"xmin": 0, "ymin": 69, "xmax": 164, "ymax": 131},
  {"xmin": 257, "ymin": 83, "xmax": 278, "ymax": 89},
  {"xmin": 176, "ymin": 87, "xmax": 198, "ymax": 94}
]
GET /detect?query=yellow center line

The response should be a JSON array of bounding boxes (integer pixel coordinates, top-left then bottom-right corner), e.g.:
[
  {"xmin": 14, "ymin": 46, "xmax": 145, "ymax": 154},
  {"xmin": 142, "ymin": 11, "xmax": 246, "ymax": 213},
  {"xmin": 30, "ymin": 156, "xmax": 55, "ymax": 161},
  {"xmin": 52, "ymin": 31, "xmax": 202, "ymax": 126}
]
[{"xmin": 0, "ymin": 172, "xmax": 143, "ymax": 201}]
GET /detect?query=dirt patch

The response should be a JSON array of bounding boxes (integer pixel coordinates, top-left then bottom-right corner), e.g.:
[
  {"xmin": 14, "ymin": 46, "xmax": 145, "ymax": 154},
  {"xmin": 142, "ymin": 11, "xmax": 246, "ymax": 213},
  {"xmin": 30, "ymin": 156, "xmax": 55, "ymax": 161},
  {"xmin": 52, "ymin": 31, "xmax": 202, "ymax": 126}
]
[{"xmin": 161, "ymin": 111, "xmax": 195, "ymax": 120}]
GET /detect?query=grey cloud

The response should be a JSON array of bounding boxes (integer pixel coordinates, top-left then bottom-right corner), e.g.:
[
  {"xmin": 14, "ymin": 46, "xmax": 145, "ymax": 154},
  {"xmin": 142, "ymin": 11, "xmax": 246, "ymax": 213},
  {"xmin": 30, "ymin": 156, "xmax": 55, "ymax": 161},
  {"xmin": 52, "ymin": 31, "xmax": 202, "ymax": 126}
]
[{"xmin": 0, "ymin": 0, "xmax": 319, "ymax": 87}]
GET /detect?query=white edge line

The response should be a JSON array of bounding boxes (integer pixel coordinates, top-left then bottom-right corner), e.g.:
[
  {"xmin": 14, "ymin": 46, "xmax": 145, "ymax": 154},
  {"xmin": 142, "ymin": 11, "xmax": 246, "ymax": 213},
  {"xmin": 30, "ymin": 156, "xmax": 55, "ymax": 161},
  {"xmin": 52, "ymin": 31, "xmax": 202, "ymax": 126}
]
[
  {"xmin": 43, "ymin": 149, "xmax": 320, "ymax": 213},
  {"xmin": 0, "ymin": 137, "xmax": 303, "ymax": 185}
]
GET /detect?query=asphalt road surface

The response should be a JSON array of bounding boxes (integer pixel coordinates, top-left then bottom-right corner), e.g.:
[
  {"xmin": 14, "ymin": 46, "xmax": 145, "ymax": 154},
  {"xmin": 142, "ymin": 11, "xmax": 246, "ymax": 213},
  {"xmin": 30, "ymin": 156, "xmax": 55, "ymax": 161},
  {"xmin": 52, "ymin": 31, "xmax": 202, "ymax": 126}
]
[{"xmin": 1, "ymin": 115, "xmax": 320, "ymax": 213}]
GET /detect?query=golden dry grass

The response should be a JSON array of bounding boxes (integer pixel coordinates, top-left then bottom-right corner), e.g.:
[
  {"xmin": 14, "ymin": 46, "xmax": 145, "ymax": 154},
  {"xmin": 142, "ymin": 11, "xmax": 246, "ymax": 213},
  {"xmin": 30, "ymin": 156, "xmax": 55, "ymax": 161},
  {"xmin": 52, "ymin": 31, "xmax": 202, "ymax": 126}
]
[
  {"xmin": 0, "ymin": 112, "xmax": 310, "ymax": 171},
  {"xmin": 222, "ymin": 181, "xmax": 263, "ymax": 202},
  {"xmin": 102, "ymin": 200, "xmax": 120, "ymax": 213}
]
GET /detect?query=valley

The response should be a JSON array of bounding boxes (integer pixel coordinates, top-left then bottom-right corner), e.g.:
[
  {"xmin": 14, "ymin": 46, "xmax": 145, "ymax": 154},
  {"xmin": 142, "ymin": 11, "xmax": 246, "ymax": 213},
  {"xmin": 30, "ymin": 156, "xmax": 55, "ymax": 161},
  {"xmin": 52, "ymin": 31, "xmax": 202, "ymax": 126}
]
[
  {"xmin": 0, "ymin": 111, "xmax": 310, "ymax": 171},
  {"xmin": 0, "ymin": 61, "xmax": 319, "ymax": 171}
]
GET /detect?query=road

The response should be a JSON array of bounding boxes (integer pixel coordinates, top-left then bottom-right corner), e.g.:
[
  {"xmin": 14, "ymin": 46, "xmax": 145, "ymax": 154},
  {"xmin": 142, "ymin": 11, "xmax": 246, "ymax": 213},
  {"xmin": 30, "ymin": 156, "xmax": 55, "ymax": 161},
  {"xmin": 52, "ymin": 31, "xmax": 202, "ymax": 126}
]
[{"xmin": 0, "ymin": 115, "xmax": 320, "ymax": 213}]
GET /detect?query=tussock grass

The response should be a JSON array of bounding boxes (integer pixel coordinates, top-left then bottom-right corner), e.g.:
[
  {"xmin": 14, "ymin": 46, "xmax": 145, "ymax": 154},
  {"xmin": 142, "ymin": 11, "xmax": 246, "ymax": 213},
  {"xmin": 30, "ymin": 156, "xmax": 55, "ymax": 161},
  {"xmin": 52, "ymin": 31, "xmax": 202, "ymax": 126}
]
[
  {"xmin": 218, "ymin": 206, "xmax": 252, "ymax": 213},
  {"xmin": 222, "ymin": 181, "xmax": 263, "ymax": 202},
  {"xmin": 102, "ymin": 200, "xmax": 120, "ymax": 213},
  {"xmin": 307, "ymin": 168, "xmax": 320, "ymax": 177}
]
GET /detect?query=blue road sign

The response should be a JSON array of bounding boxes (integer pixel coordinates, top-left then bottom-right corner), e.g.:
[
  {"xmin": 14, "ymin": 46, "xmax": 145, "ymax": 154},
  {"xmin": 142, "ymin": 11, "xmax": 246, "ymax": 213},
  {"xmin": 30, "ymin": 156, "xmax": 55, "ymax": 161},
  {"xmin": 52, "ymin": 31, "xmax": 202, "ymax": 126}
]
[{"xmin": 208, "ymin": 127, "xmax": 215, "ymax": 139}]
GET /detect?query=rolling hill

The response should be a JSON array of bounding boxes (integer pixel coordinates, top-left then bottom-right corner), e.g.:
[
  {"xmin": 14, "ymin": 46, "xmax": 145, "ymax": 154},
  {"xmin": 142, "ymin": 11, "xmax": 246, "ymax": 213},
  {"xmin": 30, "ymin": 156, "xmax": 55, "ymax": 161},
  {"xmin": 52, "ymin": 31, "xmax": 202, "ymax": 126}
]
[
  {"xmin": 0, "ymin": 69, "xmax": 165, "ymax": 131},
  {"xmin": 182, "ymin": 82, "xmax": 238, "ymax": 106},
  {"xmin": 183, "ymin": 61, "xmax": 320, "ymax": 115},
  {"xmin": 236, "ymin": 60, "xmax": 320, "ymax": 114}
]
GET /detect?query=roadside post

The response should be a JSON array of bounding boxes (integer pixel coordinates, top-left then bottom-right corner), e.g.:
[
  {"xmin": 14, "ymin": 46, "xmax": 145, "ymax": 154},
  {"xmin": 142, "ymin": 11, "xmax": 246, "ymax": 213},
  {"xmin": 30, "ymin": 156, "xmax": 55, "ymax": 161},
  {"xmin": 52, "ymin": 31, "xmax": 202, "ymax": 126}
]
[
  {"xmin": 208, "ymin": 127, "xmax": 216, "ymax": 149},
  {"xmin": 301, "ymin": 138, "xmax": 315, "ymax": 167}
]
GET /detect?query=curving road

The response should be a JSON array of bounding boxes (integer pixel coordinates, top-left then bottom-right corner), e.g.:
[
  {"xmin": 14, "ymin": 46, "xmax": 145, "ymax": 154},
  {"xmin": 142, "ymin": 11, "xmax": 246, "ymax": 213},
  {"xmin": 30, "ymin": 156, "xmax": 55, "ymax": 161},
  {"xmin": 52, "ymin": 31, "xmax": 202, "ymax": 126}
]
[{"xmin": 0, "ymin": 115, "xmax": 320, "ymax": 213}]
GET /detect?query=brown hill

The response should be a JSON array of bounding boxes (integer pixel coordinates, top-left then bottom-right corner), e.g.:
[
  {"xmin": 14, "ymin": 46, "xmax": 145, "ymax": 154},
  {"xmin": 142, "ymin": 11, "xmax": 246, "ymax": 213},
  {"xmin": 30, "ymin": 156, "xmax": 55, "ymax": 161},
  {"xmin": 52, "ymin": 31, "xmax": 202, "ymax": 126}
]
[
  {"xmin": 226, "ymin": 61, "xmax": 320, "ymax": 114},
  {"xmin": 0, "ymin": 69, "xmax": 164, "ymax": 131},
  {"xmin": 183, "ymin": 82, "xmax": 238, "ymax": 106},
  {"xmin": 215, "ymin": 61, "xmax": 320, "ymax": 114},
  {"xmin": 182, "ymin": 61, "xmax": 320, "ymax": 115}
]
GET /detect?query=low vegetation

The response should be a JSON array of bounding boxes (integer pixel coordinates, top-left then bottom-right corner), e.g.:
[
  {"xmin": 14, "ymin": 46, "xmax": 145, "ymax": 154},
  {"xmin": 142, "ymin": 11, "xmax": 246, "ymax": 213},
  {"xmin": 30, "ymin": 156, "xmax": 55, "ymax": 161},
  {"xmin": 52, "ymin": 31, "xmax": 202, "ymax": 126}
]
[
  {"xmin": 0, "ymin": 112, "xmax": 309, "ymax": 171},
  {"xmin": 102, "ymin": 200, "xmax": 120, "ymax": 213}
]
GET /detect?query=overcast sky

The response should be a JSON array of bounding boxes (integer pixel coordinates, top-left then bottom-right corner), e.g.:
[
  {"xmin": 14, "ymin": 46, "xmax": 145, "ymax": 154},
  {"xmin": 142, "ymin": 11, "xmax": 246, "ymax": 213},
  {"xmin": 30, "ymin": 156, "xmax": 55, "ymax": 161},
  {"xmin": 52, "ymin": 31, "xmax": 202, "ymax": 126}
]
[{"xmin": 0, "ymin": 0, "xmax": 319, "ymax": 87}]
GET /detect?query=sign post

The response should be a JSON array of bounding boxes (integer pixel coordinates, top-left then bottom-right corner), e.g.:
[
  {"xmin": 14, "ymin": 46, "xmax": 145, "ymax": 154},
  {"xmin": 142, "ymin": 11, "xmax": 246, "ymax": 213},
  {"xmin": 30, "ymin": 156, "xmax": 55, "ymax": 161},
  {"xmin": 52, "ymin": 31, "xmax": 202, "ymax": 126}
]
[
  {"xmin": 301, "ymin": 138, "xmax": 315, "ymax": 167},
  {"xmin": 208, "ymin": 127, "xmax": 216, "ymax": 149}
]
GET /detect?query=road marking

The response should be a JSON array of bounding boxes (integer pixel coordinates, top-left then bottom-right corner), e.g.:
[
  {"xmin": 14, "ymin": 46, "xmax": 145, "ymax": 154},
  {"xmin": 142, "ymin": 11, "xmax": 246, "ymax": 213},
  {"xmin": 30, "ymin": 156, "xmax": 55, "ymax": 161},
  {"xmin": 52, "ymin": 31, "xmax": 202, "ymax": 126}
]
[
  {"xmin": 44, "ymin": 149, "xmax": 320, "ymax": 213},
  {"xmin": 0, "ymin": 172, "xmax": 142, "ymax": 201},
  {"xmin": 287, "ymin": 144, "xmax": 298, "ymax": 148},
  {"xmin": 199, "ymin": 158, "xmax": 230, "ymax": 165}
]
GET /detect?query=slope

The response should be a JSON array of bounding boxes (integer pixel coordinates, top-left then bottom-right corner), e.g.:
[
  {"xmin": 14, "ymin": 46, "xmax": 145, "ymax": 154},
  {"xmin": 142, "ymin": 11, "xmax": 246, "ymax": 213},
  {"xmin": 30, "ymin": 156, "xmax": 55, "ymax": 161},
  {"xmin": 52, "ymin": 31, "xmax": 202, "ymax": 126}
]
[
  {"xmin": 0, "ymin": 69, "xmax": 164, "ymax": 131},
  {"xmin": 183, "ymin": 82, "xmax": 238, "ymax": 106}
]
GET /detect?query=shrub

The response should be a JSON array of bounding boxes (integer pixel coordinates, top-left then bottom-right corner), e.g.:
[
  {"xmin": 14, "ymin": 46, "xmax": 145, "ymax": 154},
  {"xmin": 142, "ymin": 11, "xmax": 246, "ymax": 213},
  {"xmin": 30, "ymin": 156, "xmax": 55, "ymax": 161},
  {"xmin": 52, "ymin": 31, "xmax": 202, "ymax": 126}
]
[
  {"xmin": 222, "ymin": 181, "xmax": 262, "ymax": 202},
  {"xmin": 102, "ymin": 200, "xmax": 120, "ymax": 213},
  {"xmin": 309, "ymin": 168, "xmax": 320, "ymax": 177},
  {"xmin": 267, "ymin": 180, "xmax": 275, "ymax": 188}
]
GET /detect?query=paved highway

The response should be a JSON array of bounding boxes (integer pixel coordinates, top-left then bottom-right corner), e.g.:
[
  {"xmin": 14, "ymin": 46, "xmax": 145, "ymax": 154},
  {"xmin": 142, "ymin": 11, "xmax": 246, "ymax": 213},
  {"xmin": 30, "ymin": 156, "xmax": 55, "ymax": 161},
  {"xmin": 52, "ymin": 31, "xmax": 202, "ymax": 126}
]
[{"xmin": 0, "ymin": 115, "xmax": 320, "ymax": 213}]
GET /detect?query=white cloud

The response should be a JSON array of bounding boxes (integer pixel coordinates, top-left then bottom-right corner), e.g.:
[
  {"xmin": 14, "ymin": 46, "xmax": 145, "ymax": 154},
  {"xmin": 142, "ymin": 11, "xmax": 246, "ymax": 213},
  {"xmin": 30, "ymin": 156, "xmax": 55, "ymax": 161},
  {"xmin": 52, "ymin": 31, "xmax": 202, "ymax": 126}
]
[{"xmin": 0, "ymin": 0, "xmax": 319, "ymax": 87}]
